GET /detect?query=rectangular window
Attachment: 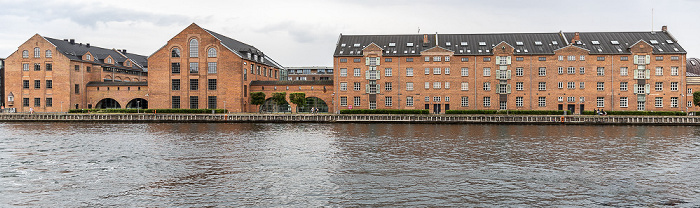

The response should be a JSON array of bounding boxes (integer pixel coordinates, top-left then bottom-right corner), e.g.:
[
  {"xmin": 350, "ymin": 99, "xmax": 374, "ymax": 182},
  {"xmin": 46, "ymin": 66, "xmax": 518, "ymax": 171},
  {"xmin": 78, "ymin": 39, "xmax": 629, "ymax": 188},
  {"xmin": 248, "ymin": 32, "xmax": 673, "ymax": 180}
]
[
  {"xmin": 172, "ymin": 96, "xmax": 181, "ymax": 108},
  {"xmin": 208, "ymin": 79, "xmax": 217, "ymax": 90},
  {"xmin": 515, "ymin": 57, "xmax": 524, "ymax": 61},
  {"xmin": 23, "ymin": 98, "xmax": 29, "ymax": 107},
  {"xmin": 671, "ymin": 56, "xmax": 679, "ymax": 61},
  {"xmin": 461, "ymin": 57, "xmax": 469, "ymax": 62},
  {"xmin": 353, "ymin": 68, "xmax": 360, "ymax": 77},
  {"xmin": 354, "ymin": 82, "xmax": 361, "ymax": 91},
  {"xmin": 516, "ymin": 97, "xmax": 523, "ymax": 107},
  {"xmin": 74, "ymin": 65, "xmax": 79, "ymax": 71},
  {"xmin": 433, "ymin": 68, "xmax": 441, "ymax": 75},
  {"xmin": 567, "ymin": 67, "xmax": 575, "ymax": 74},
  {"xmin": 483, "ymin": 57, "xmax": 491, "ymax": 62},
  {"xmin": 190, "ymin": 79, "xmax": 199, "ymax": 91},
  {"xmin": 23, "ymin": 80, "xmax": 29, "ymax": 89},
  {"xmin": 538, "ymin": 97, "xmax": 546, "ymax": 107},
  {"xmin": 637, "ymin": 84, "xmax": 646, "ymax": 94},
  {"xmin": 656, "ymin": 67, "xmax": 663, "ymax": 76},
  {"xmin": 538, "ymin": 82, "xmax": 546, "ymax": 91},
  {"xmin": 385, "ymin": 68, "xmax": 392, "ymax": 77},
  {"xmin": 597, "ymin": 67, "xmax": 604, "ymax": 76},
  {"xmin": 516, "ymin": 82, "xmax": 523, "ymax": 91},
  {"xmin": 406, "ymin": 58, "xmax": 414, "ymax": 62},
  {"xmin": 461, "ymin": 68, "xmax": 469, "ymax": 76},
  {"xmin": 580, "ymin": 55, "xmax": 586, "ymax": 61},
  {"xmin": 461, "ymin": 97, "xmax": 469, "ymax": 107},
  {"xmin": 515, "ymin": 68, "xmax": 523, "ymax": 76},
  {"xmin": 538, "ymin": 67, "xmax": 546, "ymax": 76},
  {"xmin": 597, "ymin": 56, "xmax": 605, "ymax": 61},
  {"xmin": 189, "ymin": 62, "xmax": 199, "ymax": 73},
  {"xmin": 23, "ymin": 63, "xmax": 29, "ymax": 71},
  {"xmin": 597, "ymin": 97, "xmax": 605, "ymax": 107},
  {"xmin": 461, "ymin": 82, "xmax": 469, "ymax": 91},
  {"xmin": 558, "ymin": 55, "xmax": 564, "ymax": 61},
  {"xmin": 190, "ymin": 96, "xmax": 199, "ymax": 109},
  {"xmin": 34, "ymin": 98, "xmax": 40, "ymax": 107},
  {"xmin": 385, "ymin": 82, "xmax": 392, "ymax": 91},
  {"xmin": 406, "ymin": 82, "xmax": 414, "ymax": 91},
  {"xmin": 424, "ymin": 68, "xmax": 430, "ymax": 75},
  {"xmin": 433, "ymin": 96, "xmax": 441, "ymax": 102},
  {"xmin": 620, "ymin": 97, "xmax": 628, "ymax": 107},
  {"xmin": 656, "ymin": 56, "xmax": 664, "ymax": 61},
  {"xmin": 621, "ymin": 56, "xmax": 628, "ymax": 61},
  {"xmin": 425, "ymin": 56, "xmax": 430, "ymax": 62},
  {"xmin": 340, "ymin": 68, "xmax": 347, "ymax": 77},
  {"xmin": 34, "ymin": 63, "xmax": 40, "ymax": 71},
  {"xmin": 406, "ymin": 96, "xmax": 414, "ymax": 106},
  {"xmin": 353, "ymin": 58, "xmax": 361, "ymax": 63},
  {"xmin": 638, "ymin": 56, "xmax": 646, "ymax": 64},
  {"xmin": 444, "ymin": 68, "xmax": 450, "ymax": 75},
  {"xmin": 483, "ymin": 97, "xmax": 491, "ymax": 107},
  {"xmin": 208, "ymin": 62, "xmax": 217, "ymax": 74},
  {"xmin": 385, "ymin": 58, "xmax": 392, "ymax": 62},
  {"xmin": 340, "ymin": 82, "xmax": 347, "ymax": 91},
  {"xmin": 46, "ymin": 98, "xmax": 52, "ymax": 107},
  {"xmin": 34, "ymin": 80, "xmax": 40, "ymax": 89},
  {"xmin": 637, "ymin": 68, "xmax": 646, "ymax": 79},
  {"xmin": 580, "ymin": 82, "xmax": 585, "ymax": 89},
  {"xmin": 353, "ymin": 96, "xmax": 361, "ymax": 106},
  {"xmin": 620, "ymin": 82, "xmax": 628, "ymax": 91},
  {"xmin": 671, "ymin": 97, "xmax": 678, "ymax": 108},
  {"xmin": 433, "ymin": 56, "xmax": 441, "ymax": 62},
  {"xmin": 172, "ymin": 79, "xmax": 180, "ymax": 90},
  {"xmin": 579, "ymin": 67, "xmax": 585, "ymax": 74},
  {"xmin": 655, "ymin": 97, "xmax": 663, "ymax": 107},
  {"xmin": 340, "ymin": 97, "xmax": 347, "ymax": 106},
  {"xmin": 558, "ymin": 82, "xmax": 563, "ymax": 89},
  {"xmin": 568, "ymin": 55, "xmax": 575, "ymax": 61},
  {"xmin": 171, "ymin": 63, "xmax": 180, "ymax": 73},
  {"xmin": 433, "ymin": 82, "xmax": 441, "ymax": 89},
  {"xmin": 406, "ymin": 68, "xmax": 414, "ymax": 76},
  {"xmin": 425, "ymin": 82, "xmax": 430, "ymax": 89},
  {"xmin": 75, "ymin": 84, "xmax": 79, "ymax": 94},
  {"xmin": 385, "ymin": 96, "xmax": 393, "ymax": 107},
  {"xmin": 597, "ymin": 82, "xmax": 604, "ymax": 91},
  {"xmin": 208, "ymin": 96, "xmax": 217, "ymax": 109},
  {"xmin": 483, "ymin": 82, "xmax": 491, "ymax": 91},
  {"xmin": 671, "ymin": 82, "xmax": 678, "ymax": 91},
  {"xmin": 538, "ymin": 57, "xmax": 546, "ymax": 61},
  {"xmin": 558, "ymin": 67, "xmax": 563, "ymax": 74},
  {"xmin": 483, "ymin": 68, "xmax": 491, "ymax": 76},
  {"xmin": 46, "ymin": 80, "xmax": 52, "ymax": 89},
  {"xmin": 671, "ymin": 67, "xmax": 679, "ymax": 76},
  {"xmin": 567, "ymin": 82, "xmax": 575, "ymax": 89},
  {"xmin": 340, "ymin": 58, "xmax": 347, "ymax": 63},
  {"xmin": 655, "ymin": 82, "xmax": 663, "ymax": 91},
  {"xmin": 445, "ymin": 82, "xmax": 450, "ymax": 89},
  {"xmin": 620, "ymin": 67, "xmax": 628, "ymax": 76}
]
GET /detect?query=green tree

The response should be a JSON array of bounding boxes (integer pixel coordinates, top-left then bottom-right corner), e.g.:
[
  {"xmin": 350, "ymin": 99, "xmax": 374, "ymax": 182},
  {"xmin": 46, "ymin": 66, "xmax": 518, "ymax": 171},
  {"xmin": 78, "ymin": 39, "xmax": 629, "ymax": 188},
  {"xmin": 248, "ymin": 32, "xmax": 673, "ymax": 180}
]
[
  {"xmin": 271, "ymin": 92, "xmax": 288, "ymax": 113},
  {"xmin": 694, "ymin": 91, "xmax": 700, "ymax": 107},
  {"xmin": 289, "ymin": 93, "xmax": 306, "ymax": 112},
  {"xmin": 250, "ymin": 92, "xmax": 266, "ymax": 113}
]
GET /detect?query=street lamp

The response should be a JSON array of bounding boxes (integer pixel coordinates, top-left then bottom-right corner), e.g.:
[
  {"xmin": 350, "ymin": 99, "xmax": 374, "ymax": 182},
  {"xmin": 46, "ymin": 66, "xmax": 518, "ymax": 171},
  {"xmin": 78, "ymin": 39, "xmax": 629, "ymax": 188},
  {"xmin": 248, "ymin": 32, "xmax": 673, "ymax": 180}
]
[{"xmin": 137, "ymin": 100, "xmax": 140, "ymax": 113}]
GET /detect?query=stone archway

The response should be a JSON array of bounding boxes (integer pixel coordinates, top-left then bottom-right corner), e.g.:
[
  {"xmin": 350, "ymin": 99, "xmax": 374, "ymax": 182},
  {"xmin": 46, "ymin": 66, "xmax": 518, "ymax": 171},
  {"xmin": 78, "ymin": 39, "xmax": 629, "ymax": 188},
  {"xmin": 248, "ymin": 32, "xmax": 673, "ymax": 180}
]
[
  {"xmin": 95, "ymin": 98, "xmax": 121, "ymax": 109},
  {"xmin": 260, "ymin": 98, "xmax": 291, "ymax": 113},
  {"xmin": 126, "ymin": 98, "xmax": 148, "ymax": 109},
  {"xmin": 297, "ymin": 97, "xmax": 329, "ymax": 113}
]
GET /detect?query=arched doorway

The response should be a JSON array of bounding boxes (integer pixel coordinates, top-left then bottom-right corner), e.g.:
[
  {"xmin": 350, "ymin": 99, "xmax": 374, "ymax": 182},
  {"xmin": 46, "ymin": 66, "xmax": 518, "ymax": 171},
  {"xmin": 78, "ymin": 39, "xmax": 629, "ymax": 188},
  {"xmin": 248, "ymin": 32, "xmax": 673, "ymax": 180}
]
[
  {"xmin": 260, "ymin": 98, "xmax": 291, "ymax": 113},
  {"xmin": 95, "ymin": 98, "xmax": 121, "ymax": 109},
  {"xmin": 297, "ymin": 97, "xmax": 328, "ymax": 113},
  {"xmin": 126, "ymin": 98, "xmax": 148, "ymax": 109}
]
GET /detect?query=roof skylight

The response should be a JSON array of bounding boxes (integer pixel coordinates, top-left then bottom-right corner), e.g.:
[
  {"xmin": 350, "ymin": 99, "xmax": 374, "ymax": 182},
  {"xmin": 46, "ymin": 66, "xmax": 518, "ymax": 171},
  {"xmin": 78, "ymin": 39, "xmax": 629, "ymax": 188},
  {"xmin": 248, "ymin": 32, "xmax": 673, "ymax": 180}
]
[
  {"xmin": 353, "ymin": 43, "xmax": 361, "ymax": 47},
  {"xmin": 516, "ymin": 41, "xmax": 524, "ymax": 46},
  {"xmin": 534, "ymin": 41, "xmax": 542, "ymax": 46},
  {"xmin": 650, "ymin": 40, "xmax": 659, "ymax": 44},
  {"xmin": 407, "ymin": 42, "xmax": 414, "ymax": 47},
  {"xmin": 460, "ymin": 42, "xmax": 468, "ymax": 46},
  {"xmin": 552, "ymin": 41, "xmax": 558, "ymax": 45},
  {"xmin": 591, "ymin": 40, "xmax": 600, "ymax": 45},
  {"xmin": 666, "ymin": 40, "xmax": 674, "ymax": 44},
  {"xmin": 388, "ymin": 42, "xmax": 396, "ymax": 47},
  {"xmin": 341, "ymin": 43, "xmax": 346, "ymax": 47},
  {"xmin": 479, "ymin": 42, "xmax": 486, "ymax": 46},
  {"xmin": 611, "ymin": 41, "xmax": 619, "ymax": 45},
  {"xmin": 446, "ymin": 42, "xmax": 451, "ymax": 46}
]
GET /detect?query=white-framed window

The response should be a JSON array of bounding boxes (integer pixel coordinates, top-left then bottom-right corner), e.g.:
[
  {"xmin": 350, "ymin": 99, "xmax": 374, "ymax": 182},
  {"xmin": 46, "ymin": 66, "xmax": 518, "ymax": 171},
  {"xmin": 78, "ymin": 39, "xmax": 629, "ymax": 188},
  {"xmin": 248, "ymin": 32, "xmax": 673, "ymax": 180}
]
[
  {"xmin": 340, "ymin": 68, "xmax": 347, "ymax": 77},
  {"xmin": 580, "ymin": 55, "xmax": 585, "ymax": 61},
  {"xmin": 354, "ymin": 68, "xmax": 361, "ymax": 77},
  {"xmin": 567, "ymin": 97, "xmax": 575, "ymax": 102},
  {"xmin": 516, "ymin": 82, "xmax": 523, "ymax": 91},
  {"xmin": 433, "ymin": 68, "xmax": 441, "ymax": 75},
  {"xmin": 655, "ymin": 82, "xmax": 663, "ymax": 91},
  {"xmin": 558, "ymin": 97, "xmax": 563, "ymax": 102},
  {"xmin": 567, "ymin": 82, "xmax": 575, "ymax": 89},
  {"xmin": 580, "ymin": 97, "xmax": 585, "ymax": 102},
  {"xmin": 539, "ymin": 67, "xmax": 546, "ymax": 76},
  {"xmin": 483, "ymin": 82, "xmax": 491, "ymax": 91},
  {"xmin": 671, "ymin": 67, "xmax": 679, "ymax": 76},
  {"xmin": 558, "ymin": 82, "xmax": 564, "ymax": 89},
  {"xmin": 656, "ymin": 67, "xmax": 663, "ymax": 76},
  {"xmin": 207, "ymin": 62, "xmax": 217, "ymax": 74},
  {"xmin": 688, "ymin": 88, "xmax": 693, "ymax": 94},
  {"xmin": 580, "ymin": 82, "xmax": 585, "ymax": 89},
  {"xmin": 406, "ymin": 68, "xmax": 414, "ymax": 76},
  {"xmin": 433, "ymin": 82, "xmax": 441, "ymax": 89},
  {"xmin": 516, "ymin": 67, "xmax": 523, "ymax": 76},
  {"xmin": 637, "ymin": 68, "xmax": 646, "ymax": 79},
  {"xmin": 23, "ymin": 63, "xmax": 29, "ymax": 71},
  {"xmin": 189, "ymin": 39, "xmax": 199, "ymax": 57},
  {"xmin": 620, "ymin": 82, "xmax": 628, "ymax": 91},
  {"xmin": 516, "ymin": 97, "xmax": 523, "ymax": 107},
  {"xmin": 620, "ymin": 67, "xmax": 628, "ymax": 76},
  {"xmin": 385, "ymin": 68, "xmax": 392, "ymax": 77},
  {"xmin": 580, "ymin": 67, "xmax": 585, "ymax": 74},
  {"xmin": 461, "ymin": 97, "xmax": 469, "ymax": 107},
  {"xmin": 567, "ymin": 67, "xmax": 575, "ymax": 74},
  {"xmin": 655, "ymin": 97, "xmax": 663, "ymax": 107},
  {"xmin": 34, "ymin": 47, "xmax": 40, "ymax": 58},
  {"xmin": 538, "ymin": 82, "xmax": 546, "ymax": 91},
  {"xmin": 207, "ymin": 48, "xmax": 217, "ymax": 57},
  {"xmin": 597, "ymin": 82, "xmax": 604, "ymax": 91},
  {"xmin": 558, "ymin": 67, "xmax": 564, "ymax": 74},
  {"xmin": 597, "ymin": 67, "xmax": 604, "ymax": 76},
  {"xmin": 406, "ymin": 96, "xmax": 414, "ymax": 106},
  {"xmin": 597, "ymin": 97, "xmax": 605, "ymax": 107},
  {"xmin": 461, "ymin": 82, "xmax": 469, "ymax": 91},
  {"xmin": 425, "ymin": 82, "xmax": 430, "ymax": 89},
  {"xmin": 425, "ymin": 96, "xmax": 430, "ymax": 102},
  {"xmin": 369, "ymin": 101, "xmax": 377, "ymax": 109},
  {"xmin": 385, "ymin": 96, "xmax": 393, "ymax": 107},
  {"xmin": 433, "ymin": 56, "xmax": 441, "ymax": 62},
  {"xmin": 445, "ymin": 82, "xmax": 450, "ymax": 89},
  {"xmin": 445, "ymin": 96, "xmax": 450, "ymax": 102},
  {"xmin": 483, "ymin": 97, "xmax": 491, "ymax": 107},
  {"xmin": 483, "ymin": 68, "xmax": 491, "ymax": 76},
  {"xmin": 340, "ymin": 82, "xmax": 347, "ymax": 91},
  {"xmin": 671, "ymin": 97, "xmax": 678, "ymax": 107},
  {"xmin": 671, "ymin": 82, "xmax": 678, "ymax": 91},
  {"xmin": 424, "ymin": 56, "xmax": 430, "ymax": 62},
  {"xmin": 406, "ymin": 82, "xmax": 414, "ymax": 91},
  {"xmin": 568, "ymin": 55, "xmax": 575, "ymax": 61},
  {"xmin": 433, "ymin": 96, "xmax": 441, "ymax": 102},
  {"xmin": 425, "ymin": 68, "xmax": 430, "ymax": 75},
  {"xmin": 45, "ymin": 50, "xmax": 52, "ymax": 58},
  {"xmin": 690, "ymin": 101, "xmax": 694, "ymax": 107},
  {"xmin": 354, "ymin": 82, "xmax": 361, "ymax": 91},
  {"xmin": 538, "ymin": 97, "xmax": 546, "ymax": 107},
  {"xmin": 385, "ymin": 82, "xmax": 392, "ymax": 91},
  {"xmin": 22, "ymin": 50, "xmax": 28, "ymax": 58},
  {"xmin": 340, "ymin": 97, "xmax": 347, "ymax": 106},
  {"xmin": 558, "ymin": 55, "xmax": 564, "ymax": 61},
  {"xmin": 461, "ymin": 67, "xmax": 469, "ymax": 76},
  {"xmin": 620, "ymin": 97, "xmax": 628, "ymax": 107},
  {"xmin": 637, "ymin": 55, "xmax": 646, "ymax": 64},
  {"xmin": 637, "ymin": 84, "xmax": 646, "ymax": 94},
  {"xmin": 354, "ymin": 96, "xmax": 361, "ymax": 106},
  {"xmin": 444, "ymin": 67, "xmax": 450, "ymax": 75}
]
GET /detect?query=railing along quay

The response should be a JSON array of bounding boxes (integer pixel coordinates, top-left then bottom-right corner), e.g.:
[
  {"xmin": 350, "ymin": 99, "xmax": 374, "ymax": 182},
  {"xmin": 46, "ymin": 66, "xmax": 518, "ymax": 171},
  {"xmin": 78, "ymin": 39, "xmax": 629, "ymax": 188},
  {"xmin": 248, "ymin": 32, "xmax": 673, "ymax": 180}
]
[{"xmin": 2, "ymin": 113, "xmax": 700, "ymax": 125}]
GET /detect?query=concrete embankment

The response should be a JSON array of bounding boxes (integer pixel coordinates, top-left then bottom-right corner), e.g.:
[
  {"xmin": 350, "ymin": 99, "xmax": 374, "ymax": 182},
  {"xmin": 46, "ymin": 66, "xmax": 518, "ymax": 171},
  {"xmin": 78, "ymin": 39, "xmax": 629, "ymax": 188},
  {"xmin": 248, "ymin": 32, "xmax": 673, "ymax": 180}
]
[{"xmin": 1, "ymin": 113, "xmax": 700, "ymax": 125}]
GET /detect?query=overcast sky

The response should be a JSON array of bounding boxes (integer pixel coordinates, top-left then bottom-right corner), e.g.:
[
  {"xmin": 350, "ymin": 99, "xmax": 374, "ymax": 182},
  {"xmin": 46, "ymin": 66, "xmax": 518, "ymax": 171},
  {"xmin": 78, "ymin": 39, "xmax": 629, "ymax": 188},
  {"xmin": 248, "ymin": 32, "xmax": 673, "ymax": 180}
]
[{"xmin": 1, "ymin": 0, "xmax": 699, "ymax": 67}]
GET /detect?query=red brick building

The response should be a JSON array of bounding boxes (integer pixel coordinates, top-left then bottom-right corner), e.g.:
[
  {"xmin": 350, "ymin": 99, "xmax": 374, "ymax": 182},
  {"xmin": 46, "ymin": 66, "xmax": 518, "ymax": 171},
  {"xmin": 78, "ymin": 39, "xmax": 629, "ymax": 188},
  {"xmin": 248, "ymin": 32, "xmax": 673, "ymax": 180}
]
[{"xmin": 334, "ymin": 27, "xmax": 687, "ymax": 114}]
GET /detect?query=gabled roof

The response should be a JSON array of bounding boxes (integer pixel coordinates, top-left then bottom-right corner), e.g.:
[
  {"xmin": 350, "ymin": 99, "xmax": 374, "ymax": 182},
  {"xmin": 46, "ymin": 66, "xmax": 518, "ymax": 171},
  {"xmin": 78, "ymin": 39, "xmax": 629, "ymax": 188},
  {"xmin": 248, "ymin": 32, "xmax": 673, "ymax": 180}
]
[
  {"xmin": 203, "ymin": 28, "xmax": 283, "ymax": 69},
  {"xmin": 249, "ymin": 80, "xmax": 333, "ymax": 86},
  {"xmin": 564, "ymin": 31, "xmax": 686, "ymax": 54},
  {"xmin": 44, "ymin": 37, "xmax": 147, "ymax": 72}
]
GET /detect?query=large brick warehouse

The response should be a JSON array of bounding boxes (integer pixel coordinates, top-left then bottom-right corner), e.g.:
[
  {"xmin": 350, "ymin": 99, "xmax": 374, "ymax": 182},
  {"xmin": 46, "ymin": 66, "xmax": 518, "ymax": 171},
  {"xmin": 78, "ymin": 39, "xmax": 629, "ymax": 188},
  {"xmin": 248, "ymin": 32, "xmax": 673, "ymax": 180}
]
[{"xmin": 3, "ymin": 25, "xmax": 700, "ymax": 114}]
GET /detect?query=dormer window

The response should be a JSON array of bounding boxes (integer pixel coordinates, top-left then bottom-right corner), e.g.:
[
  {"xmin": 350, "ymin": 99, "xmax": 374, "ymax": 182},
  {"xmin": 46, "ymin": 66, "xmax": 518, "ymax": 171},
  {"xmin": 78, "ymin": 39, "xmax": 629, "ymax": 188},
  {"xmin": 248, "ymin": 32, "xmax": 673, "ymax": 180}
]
[
  {"xmin": 407, "ymin": 42, "xmax": 414, "ymax": 47},
  {"xmin": 107, "ymin": 57, "xmax": 112, "ymax": 64},
  {"xmin": 388, "ymin": 42, "xmax": 396, "ymax": 47},
  {"xmin": 479, "ymin": 42, "xmax": 486, "ymax": 46},
  {"xmin": 353, "ymin": 43, "xmax": 361, "ymax": 47},
  {"xmin": 460, "ymin": 42, "xmax": 468, "ymax": 46},
  {"xmin": 86, "ymin": 54, "xmax": 91, "ymax": 60}
]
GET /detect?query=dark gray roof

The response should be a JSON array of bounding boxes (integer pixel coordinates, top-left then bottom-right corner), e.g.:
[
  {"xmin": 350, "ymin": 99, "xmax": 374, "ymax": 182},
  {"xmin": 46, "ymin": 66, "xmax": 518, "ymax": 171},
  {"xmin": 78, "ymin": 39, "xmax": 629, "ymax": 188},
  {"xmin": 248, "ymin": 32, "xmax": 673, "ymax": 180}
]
[
  {"xmin": 44, "ymin": 37, "xmax": 147, "ymax": 72},
  {"xmin": 687, "ymin": 58, "xmax": 700, "ymax": 77},
  {"xmin": 203, "ymin": 29, "xmax": 283, "ymax": 69},
  {"xmin": 335, "ymin": 30, "xmax": 686, "ymax": 56},
  {"xmin": 249, "ymin": 80, "xmax": 333, "ymax": 86},
  {"xmin": 86, "ymin": 81, "xmax": 148, "ymax": 87}
]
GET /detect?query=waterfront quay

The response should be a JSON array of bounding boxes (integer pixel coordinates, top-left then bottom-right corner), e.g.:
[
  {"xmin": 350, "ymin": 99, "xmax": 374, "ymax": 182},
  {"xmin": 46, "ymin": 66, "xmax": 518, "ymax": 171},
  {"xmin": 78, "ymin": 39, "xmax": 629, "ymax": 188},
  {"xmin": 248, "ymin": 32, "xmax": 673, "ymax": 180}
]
[{"xmin": 2, "ymin": 113, "xmax": 700, "ymax": 125}]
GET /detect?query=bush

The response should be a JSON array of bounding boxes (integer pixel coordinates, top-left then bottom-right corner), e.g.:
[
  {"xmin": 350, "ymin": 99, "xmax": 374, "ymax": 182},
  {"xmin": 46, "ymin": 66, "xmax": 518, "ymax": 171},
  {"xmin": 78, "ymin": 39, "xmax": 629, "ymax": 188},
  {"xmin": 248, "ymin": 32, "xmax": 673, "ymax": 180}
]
[
  {"xmin": 445, "ymin": 110, "xmax": 570, "ymax": 115},
  {"xmin": 582, "ymin": 110, "xmax": 686, "ymax": 116},
  {"xmin": 339, "ymin": 109, "xmax": 429, "ymax": 114},
  {"xmin": 69, "ymin": 109, "xmax": 228, "ymax": 114}
]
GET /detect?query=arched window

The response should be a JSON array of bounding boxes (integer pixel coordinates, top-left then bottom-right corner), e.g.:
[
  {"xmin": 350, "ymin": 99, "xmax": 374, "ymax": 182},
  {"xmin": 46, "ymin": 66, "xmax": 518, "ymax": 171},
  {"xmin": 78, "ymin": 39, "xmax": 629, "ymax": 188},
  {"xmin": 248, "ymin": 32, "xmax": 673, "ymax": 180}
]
[
  {"xmin": 208, "ymin": 48, "xmax": 217, "ymax": 57},
  {"xmin": 22, "ymin": 50, "xmax": 29, "ymax": 58},
  {"xmin": 189, "ymin": 39, "xmax": 198, "ymax": 57},
  {"xmin": 45, "ymin": 50, "xmax": 52, "ymax": 58},
  {"xmin": 107, "ymin": 57, "xmax": 112, "ymax": 64},
  {"xmin": 171, "ymin": 48, "xmax": 181, "ymax": 57},
  {"xmin": 86, "ymin": 54, "xmax": 91, "ymax": 61},
  {"xmin": 34, "ymin": 47, "xmax": 40, "ymax": 58}
]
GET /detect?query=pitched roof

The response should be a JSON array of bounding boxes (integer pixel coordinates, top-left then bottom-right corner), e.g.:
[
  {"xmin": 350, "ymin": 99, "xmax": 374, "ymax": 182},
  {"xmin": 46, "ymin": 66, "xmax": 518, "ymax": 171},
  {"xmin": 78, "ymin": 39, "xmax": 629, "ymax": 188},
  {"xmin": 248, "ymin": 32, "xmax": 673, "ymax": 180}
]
[
  {"xmin": 249, "ymin": 80, "xmax": 333, "ymax": 86},
  {"xmin": 44, "ymin": 37, "xmax": 148, "ymax": 72},
  {"xmin": 334, "ymin": 30, "xmax": 686, "ymax": 56},
  {"xmin": 86, "ymin": 81, "xmax": 148, "ymax": 87},
  {"xmin": 203, "ymin": 28, "xmax": 284, "ymax": 69}
]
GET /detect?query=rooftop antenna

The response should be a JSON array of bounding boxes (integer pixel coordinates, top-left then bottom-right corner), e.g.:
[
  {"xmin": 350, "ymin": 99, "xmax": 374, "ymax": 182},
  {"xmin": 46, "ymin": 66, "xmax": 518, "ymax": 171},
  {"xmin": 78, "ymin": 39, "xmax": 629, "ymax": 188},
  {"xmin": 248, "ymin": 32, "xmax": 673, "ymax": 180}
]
[
  {"xmin": 651, "ymin": 0, "xmax": 655, "ymax": 33},
  {"xmin": 417, "ymin": 27, "xmax": 420, "ymax": 34}
]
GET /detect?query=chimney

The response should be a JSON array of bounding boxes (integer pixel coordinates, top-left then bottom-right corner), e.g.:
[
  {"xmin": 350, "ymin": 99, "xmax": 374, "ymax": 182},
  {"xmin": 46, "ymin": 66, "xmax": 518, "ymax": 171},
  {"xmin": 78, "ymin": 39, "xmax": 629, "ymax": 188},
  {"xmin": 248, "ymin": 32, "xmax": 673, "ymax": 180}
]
[
  {"xmin": 662, "ymin": 25, "xmax": 667, "ymax": 32},
  {"xmin": 122, "ymin": 49, "xmax": 127, "ymax": 54},
  {"xmin": 86, "ymin": 43, "xmax": 90, "ymax": 48},
  {"xmin": 423, "ymin": 34, "xmax": 429, "ymax": 43},
  {"xmin": 63, "ymin": 39, "xmax": 68, "ymax": 42},
  {"xmin": 571, "ymin": 32, "xmax": 580, "ymax": 44},
  {"xmin": 69, "ymin": 39, "xmax": 75, "ymax": 44}
]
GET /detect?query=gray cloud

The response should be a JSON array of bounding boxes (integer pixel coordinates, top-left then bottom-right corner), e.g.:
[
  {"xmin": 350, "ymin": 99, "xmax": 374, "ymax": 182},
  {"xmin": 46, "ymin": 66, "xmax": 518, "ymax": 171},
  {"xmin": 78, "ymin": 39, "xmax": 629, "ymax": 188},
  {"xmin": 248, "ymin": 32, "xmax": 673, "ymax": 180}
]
[{"xmin": 255, "ymin": 21, "xmax": 339, "ymax": 43}]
